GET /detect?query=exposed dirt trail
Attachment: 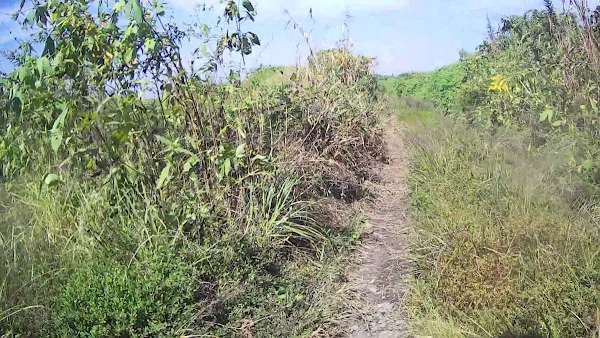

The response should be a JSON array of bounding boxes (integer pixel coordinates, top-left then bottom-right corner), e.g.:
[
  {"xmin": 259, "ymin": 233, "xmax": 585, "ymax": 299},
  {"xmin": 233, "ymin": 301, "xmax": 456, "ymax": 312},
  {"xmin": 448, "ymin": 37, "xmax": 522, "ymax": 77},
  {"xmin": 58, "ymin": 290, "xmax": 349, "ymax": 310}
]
[{"xmin": 346, "ymin": 120, "xmax": 411, "ymax": 338}]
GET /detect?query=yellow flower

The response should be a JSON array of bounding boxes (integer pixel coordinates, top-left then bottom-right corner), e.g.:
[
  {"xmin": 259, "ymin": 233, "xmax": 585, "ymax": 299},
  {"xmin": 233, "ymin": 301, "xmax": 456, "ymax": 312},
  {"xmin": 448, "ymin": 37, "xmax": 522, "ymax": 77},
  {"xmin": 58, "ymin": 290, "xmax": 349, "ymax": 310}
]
[{"xmin": 488, "ymin": 74, "xmax": 509, "ymax": 93}]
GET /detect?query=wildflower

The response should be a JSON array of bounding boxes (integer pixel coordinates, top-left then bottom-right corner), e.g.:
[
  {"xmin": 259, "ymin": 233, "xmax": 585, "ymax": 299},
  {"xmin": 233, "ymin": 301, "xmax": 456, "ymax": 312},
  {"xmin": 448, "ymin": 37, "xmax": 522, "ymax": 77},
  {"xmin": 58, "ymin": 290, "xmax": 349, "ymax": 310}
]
[{"xmin": 488, "ymin": 74, "xmax": 509, "ymax": 93}]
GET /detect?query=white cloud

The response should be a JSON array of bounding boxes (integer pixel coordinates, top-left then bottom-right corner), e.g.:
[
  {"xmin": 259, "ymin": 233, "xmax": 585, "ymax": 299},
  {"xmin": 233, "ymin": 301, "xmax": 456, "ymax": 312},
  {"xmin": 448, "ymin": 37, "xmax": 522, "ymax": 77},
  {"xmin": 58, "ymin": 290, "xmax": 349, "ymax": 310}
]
[
  {"xmin": 168, "ymin": 0, "xmax": 409, "ymax": 18},
  {"xmin": 258, "ymin": 0, "xmax": 409, "ymax": 17}
]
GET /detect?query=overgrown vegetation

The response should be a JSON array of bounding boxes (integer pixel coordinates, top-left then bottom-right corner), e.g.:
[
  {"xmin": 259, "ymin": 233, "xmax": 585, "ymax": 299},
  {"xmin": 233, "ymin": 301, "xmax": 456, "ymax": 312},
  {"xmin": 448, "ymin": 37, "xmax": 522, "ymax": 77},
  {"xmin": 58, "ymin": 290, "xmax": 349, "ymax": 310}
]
[
  {"xmin": 0, "ymin": 1, "xmax": 383, "ymax": 336},
  {"xmin": 381, "ymin": 63, "xmax": 465, "ymax": 113},
  {"xmin": 398, "ymin": 1, "xmax": 600, "ymax": 337},
  {"xmin": 406, "ymin": 115, "xmax": 599, "ymax": 337}
]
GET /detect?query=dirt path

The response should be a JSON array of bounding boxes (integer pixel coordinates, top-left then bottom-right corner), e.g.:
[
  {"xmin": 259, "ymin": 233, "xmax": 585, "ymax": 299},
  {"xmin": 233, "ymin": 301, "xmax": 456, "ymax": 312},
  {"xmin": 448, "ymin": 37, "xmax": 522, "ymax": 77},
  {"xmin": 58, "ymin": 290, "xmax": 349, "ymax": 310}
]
[{"xmin": 346, "ymin": 120, "xmax": 411, "ymax": 338}]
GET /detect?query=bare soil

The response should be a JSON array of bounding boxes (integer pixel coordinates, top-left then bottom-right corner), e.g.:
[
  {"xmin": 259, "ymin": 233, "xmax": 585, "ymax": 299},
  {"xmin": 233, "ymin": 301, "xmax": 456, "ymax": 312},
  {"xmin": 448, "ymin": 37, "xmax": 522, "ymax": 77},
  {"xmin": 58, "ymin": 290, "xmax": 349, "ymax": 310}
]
[{"xmin": 345, "ymin": 120, "xmax": 411, "ymax": 338}]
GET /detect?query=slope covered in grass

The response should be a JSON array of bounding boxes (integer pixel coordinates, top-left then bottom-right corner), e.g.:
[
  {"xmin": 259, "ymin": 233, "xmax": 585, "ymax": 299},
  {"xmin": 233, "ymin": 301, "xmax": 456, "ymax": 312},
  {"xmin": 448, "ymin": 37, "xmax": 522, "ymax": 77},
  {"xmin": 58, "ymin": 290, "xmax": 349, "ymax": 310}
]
[
  {"xmin": 404, "ymin": 110, "xmax": 599, "ymax": 337},
  {"xmin": 400, "ymin": 3, "xmax": 600, "ymax": 337}
]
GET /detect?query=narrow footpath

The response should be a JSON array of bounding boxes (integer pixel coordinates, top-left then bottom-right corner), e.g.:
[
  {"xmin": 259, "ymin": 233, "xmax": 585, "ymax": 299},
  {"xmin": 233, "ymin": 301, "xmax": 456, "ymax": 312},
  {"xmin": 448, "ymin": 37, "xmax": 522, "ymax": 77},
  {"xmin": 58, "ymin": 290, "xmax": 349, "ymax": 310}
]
[{"xmin": 347, "ymin": 121, "xmax": 412, "ymax": 338}]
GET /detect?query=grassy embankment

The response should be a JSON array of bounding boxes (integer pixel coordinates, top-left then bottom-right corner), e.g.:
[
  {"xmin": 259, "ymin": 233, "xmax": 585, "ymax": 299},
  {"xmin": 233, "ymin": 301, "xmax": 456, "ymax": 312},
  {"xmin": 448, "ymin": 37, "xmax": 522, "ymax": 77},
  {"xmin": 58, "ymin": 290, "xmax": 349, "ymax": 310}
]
[{"xmin": 391, "ymin": 3, "xmax": 600, "ymax": 337}]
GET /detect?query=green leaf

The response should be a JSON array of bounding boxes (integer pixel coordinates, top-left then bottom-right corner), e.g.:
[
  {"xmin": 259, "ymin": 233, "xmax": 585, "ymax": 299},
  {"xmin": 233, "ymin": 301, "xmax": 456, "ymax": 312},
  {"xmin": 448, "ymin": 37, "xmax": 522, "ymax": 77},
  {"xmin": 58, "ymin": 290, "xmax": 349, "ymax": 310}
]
[
  {"xmin": 50, "ymin": 129, "xmax": 63, "ymax": 153},
  {"xmin": 111, "ymin": 127, "xmax": 131, "ymax": 143},
  {"xmin": 10, "ymin": 92, "xmax": 24, "ymax": 112},
  {"xmin": 156, "ymin": 163, "xmax": 171, "ymax": 190},
  {"xmin": 25, "ymin": 9, "xmax": 35, "ymax": 24},
  {"xmin": 183, "ymin": 156, "xmax": 199, "ymax": 173},
  {"xmin": 582, "ymin": 159, "xmax": 593, "ymax": 171},
  {"xmin": 113, "ymin": 0, "xmax": 126, "ymax": 12},
  {"xmin": 17, "ymin": 66, "xmax": 30, "ymax": 82},
  {"xmin": 37, "ymin": 56, "xmax": 51, "ymax": 76},
  {"xmin": 552, "ymin": 120, "xmax": 563, "ymax": 127},
  {"xmin": 539, "ymin": 108, "xmax": 553, "ymax": 122},
  {"xmin": 220, "ymin": 158, "xmax": 232, "ymax": 178},
  {"xmin": 251, "ymin": 154, "xmax": 267, "ymax": 163},
  {"xmin": 44, "ymin": 173, "xmax": 63, "ymax": 187},
  {"xmin": 200, "ymin": 24, "xmax": 209, "ymax": 37},
  {"xmin": 123, "ymin": 22, "xmax": 135, "ymax": 39},
  {"xmin": 50, "ymin": 106, "xmax": 68, "ymax": 153},
  {"xmin": 248, "ymin": 32, "xmax": 260, "ymax": 46},
  {"xmin": 242, "ymin": 0, "xmax": 255, "ymax": 13},
  {"xmin": 43, "ymin": 36, "xmax": 55, "ymax": 57},
  {"xmin": 155, "ymin": 135, "xmax": 173, "ymax": 146},
  {"xmin": 235, "ymin": 143, "xmax": 246, "ymax": 158},
  {"xmin": 35, "ymin": 6, "xmax": 48, "ymax": 27},
  {"xmin": 52, "ymin": 50, "xmax": 64, "ymax": 68},
  {"xmin": 123, "ymin": 46, "xmax": 135, "ymax": 64},
  {"xmin": 144, "ymin": 38, "xmax": 156, "ymax": 53},
  {"xmin": 153, "ymin": 0, "xmax": 165, "ymax": 15},
  {"xmin": 132, "ymin": 0, "xmax": 143, "ymax": 23},
  {"xmin": 183, "ymin": 161, "xmax": 192, "ymax": 173},
  {"xmin": 591, "ymin": 98, "xmax": 599, "ymax": 113},
  {"xmin": 225, "ymin": 1, "xmax": 239, "ymax": 18},
  {"xmin": 96, "ymin": 96, "xmax": 114, "ymax": 114}
]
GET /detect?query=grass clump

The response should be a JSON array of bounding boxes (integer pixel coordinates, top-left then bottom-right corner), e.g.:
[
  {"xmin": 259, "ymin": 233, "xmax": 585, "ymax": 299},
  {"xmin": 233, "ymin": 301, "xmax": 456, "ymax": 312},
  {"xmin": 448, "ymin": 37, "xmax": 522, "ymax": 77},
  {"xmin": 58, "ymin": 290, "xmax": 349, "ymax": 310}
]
[{"xmin": 49, "ymin": 248, "xmax": 199, "ymax": 337}]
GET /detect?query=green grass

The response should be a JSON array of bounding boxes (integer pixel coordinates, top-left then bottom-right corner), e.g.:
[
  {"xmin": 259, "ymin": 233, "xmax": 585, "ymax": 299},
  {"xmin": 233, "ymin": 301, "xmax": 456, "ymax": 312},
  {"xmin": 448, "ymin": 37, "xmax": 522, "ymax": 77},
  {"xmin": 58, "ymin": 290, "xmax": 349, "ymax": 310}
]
[
  {"xmin": 391, "ymin": 96, "xmax": 438, "ymax": 130},
  {"xmin": 384, "ymin": 63, "xmax": 465, "ymax": 113},
  {"xmin": 377, "ymin": 76, "xmax": 399, "ymax": 94},
  {"xmin": 401, "ymin": 101, "xmax": 600, "ymax": 337},
  {"xmin": 0, "ymin": 175, "xmax": 366, "ymax": 336},
  {"xmin": 246, "ymin": 66, "xmax": 297, "ymax": 87}
]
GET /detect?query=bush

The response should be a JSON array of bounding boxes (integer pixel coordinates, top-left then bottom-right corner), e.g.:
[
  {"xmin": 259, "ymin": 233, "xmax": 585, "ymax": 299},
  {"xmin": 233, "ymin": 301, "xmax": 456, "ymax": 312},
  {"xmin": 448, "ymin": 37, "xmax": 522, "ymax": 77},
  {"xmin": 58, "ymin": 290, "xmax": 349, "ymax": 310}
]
[
  {"xmin": 394, "ymin": 63, "xmax": 465, "ymax": 113},
  {"xmin": 48, "ymin": 248, "xmax": 199, "ymax": 337}
]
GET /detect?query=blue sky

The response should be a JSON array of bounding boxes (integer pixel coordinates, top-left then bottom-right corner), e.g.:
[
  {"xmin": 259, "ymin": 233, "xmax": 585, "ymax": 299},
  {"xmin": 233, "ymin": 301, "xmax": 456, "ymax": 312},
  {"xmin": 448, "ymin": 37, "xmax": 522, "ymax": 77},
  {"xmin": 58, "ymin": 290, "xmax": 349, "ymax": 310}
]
[{"xmin": 0, "ymin": 0, "xmax": 579, "ymax": 75}]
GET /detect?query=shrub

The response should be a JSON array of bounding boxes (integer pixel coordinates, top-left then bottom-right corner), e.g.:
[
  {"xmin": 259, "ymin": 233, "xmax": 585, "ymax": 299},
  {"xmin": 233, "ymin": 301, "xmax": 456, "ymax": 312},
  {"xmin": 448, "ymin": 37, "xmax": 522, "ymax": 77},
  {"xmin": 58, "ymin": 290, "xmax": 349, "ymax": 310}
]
[
  {"xmin": 48, "ymin": 248, "xmax": 199, "ymax": 337},
  {"xmin": 394, "ymin": 63, "xmax": 465, "ymax": 113}
]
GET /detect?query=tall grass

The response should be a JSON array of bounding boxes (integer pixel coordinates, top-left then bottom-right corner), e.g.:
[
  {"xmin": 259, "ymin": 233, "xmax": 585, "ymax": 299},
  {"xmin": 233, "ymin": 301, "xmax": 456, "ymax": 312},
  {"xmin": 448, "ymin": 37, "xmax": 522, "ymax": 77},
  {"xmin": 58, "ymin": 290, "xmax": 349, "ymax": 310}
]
[
  {"xmin": 403, "ymin": 105, "xmax": 600, "ymax": 337},
  {"xmin": 395, "ymin": 4, "xmax": 600, "ymax": 335}
]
